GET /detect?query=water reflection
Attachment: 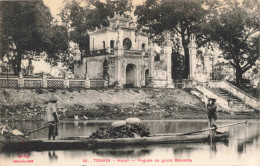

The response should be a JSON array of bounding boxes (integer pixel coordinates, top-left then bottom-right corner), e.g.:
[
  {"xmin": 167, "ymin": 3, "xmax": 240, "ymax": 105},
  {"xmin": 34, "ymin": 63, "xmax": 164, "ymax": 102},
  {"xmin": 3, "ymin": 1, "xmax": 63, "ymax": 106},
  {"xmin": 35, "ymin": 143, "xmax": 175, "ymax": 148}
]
[
  {"xmin": 237, "ymin": 131, "xmax": 260, "ymax": 153},
  {"xmin": 172, "ymin": 143, "xmax": 199, "ymax": 154},
  {"xmin": 93, "ymin": 147, "xmax": 152, "ymax": 157},
  {"xmin": 48, "ymin": 151, "xmax": 58, "ymax": 162},
  {"xmin": 209, "ymin": 141, "xmax": 217, "ymax": 153},
  {"xmin": 0, "ymin": 120, "xmax": 259, "ymax": 166}
]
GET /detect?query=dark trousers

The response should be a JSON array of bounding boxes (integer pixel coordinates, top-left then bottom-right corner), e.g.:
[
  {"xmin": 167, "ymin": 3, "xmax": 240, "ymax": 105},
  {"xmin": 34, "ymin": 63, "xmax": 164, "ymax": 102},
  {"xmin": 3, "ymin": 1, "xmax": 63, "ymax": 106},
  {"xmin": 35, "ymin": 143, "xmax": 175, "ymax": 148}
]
[
  {"xmin": 208, "ymin": 117, "xmax": 217, "ymax": 135},
  {"xmin": 48, "ymin": 121, "xmax": 58, "ymax": 140}
]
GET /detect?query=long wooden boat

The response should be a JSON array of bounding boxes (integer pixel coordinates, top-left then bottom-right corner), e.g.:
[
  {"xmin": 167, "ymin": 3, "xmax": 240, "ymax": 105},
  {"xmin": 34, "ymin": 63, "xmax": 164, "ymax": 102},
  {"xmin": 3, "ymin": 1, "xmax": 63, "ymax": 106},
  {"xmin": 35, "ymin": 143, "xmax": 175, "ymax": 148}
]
[{"xmin": 0, "ymin": 132, "xmax": 229, "ymax": 151}]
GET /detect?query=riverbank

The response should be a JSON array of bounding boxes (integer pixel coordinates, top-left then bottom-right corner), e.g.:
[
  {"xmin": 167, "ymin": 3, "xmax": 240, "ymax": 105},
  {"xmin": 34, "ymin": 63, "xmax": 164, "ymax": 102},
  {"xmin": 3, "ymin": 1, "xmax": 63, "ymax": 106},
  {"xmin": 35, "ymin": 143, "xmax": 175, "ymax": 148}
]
[{"xmin": 0, "ymin": 88, "xmax": 258, "ymax": 122}]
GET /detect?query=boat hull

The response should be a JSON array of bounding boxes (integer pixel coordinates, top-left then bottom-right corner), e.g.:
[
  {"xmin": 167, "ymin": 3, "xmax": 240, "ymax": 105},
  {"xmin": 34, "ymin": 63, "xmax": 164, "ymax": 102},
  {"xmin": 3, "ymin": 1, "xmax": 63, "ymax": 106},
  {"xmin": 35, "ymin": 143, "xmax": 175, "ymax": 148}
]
[{"xmin": 0, "ymin": 132, "xmax": 229, "ymax": 151}]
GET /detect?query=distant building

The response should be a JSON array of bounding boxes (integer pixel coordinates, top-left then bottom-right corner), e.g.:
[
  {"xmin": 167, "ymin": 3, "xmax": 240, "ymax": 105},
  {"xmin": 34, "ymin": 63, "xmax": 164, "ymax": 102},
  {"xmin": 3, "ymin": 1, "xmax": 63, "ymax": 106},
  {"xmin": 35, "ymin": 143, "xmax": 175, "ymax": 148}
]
[{"xmin": 73, "ymin": 14, "xmax": 174, "ymax": 88}]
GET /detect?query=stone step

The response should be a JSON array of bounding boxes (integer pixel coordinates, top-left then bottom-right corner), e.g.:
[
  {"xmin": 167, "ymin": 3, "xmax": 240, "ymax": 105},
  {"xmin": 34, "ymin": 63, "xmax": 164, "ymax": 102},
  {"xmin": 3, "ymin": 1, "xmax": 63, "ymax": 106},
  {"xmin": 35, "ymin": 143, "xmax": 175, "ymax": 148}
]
[
  {"xmin": 234, "ymin": 112, "xmax": 254, "ymax": 115},
  {"xmin": 233, "ymin": 103, "xmax": 245, "ymax": 105},
  {"xmin": 220, "ymin": 95, "xmax": 236, "ymax": 98},
  {"xmin": 233, "ymin": 106, "xmax": 248, "ymax": 109},
  {"xmin": 229, "ymin": 98, "xmax": 239, "ymax": 101},
  {"xmin": 213, "ymin": 88, "xmax": 256, "ymax": 114},
  {"xmin": 233, "ymin": 107, "xmax": 246, "ymax": 109},
  {"xmin": 233, "ymin": 108, "xmax": 253, "ymax": 111},
  {"xmin": 219, "ymin": 93, "xmax": 230, "ymax": 96},
  {"xmin": 233, "ymin": 103, "xmax": 245, "ymax": 106},
  {"xmin": 233, "ymin": 100, "xmax": 243, "ymax": 103},
  {"xmin": 232, "ymin": 105, "xmax": 249, "ymax": 108},
  {"xmin": 234, "ymin": 108, "xmax": 254, "ymax": 111},
  {"xmin": 220, "ymin": 94, "xmax": 234, "ymax": 98}
]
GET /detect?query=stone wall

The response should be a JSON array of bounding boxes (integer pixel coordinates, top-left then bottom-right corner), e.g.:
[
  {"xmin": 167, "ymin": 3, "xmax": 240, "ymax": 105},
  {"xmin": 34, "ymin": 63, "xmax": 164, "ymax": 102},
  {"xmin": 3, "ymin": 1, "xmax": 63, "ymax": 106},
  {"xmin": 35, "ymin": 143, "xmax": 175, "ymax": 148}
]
[
  {"xmin": 87, "ymin": 60, "xmax": 103, "ymax": 79},
  {"xmin": 74, "ymin": 58, "xmax": 87, "ymax": 79},
  {"xmin": 154, "ymin": 70, "xmax": 167, "ymax": 80},
  {"xmin": 107, "ymin": 58, "xmax": 117, "ymax": 85}
]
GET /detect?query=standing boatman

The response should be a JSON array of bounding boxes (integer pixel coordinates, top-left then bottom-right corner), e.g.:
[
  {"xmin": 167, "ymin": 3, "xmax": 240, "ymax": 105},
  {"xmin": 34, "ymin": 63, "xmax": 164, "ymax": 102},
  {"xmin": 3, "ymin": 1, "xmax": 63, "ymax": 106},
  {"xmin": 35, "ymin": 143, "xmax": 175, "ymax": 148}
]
[
  {"xmin": 45, "ymin": 94, "xmax": 60, "ymax": 140},
  {"xmin": 207, "ymin": 98, "xmax": 218, "ymax": 133}
]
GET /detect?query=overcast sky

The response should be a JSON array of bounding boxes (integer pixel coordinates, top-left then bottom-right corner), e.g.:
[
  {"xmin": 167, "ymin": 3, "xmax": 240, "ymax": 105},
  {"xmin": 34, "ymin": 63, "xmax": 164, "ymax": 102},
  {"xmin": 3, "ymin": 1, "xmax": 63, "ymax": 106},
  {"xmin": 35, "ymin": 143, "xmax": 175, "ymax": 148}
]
[{"xmin": 43, "ymin": 0, "xmax": 145, "ymax": 19}]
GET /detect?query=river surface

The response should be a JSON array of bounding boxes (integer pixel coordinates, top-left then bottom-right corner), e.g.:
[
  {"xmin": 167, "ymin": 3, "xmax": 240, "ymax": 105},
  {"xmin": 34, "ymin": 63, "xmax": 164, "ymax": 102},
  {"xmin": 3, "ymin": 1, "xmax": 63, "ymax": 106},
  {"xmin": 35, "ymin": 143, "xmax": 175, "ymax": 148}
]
[{"xmin": 0, "ymin": 120, "xmax": 259, "ymax": 166}]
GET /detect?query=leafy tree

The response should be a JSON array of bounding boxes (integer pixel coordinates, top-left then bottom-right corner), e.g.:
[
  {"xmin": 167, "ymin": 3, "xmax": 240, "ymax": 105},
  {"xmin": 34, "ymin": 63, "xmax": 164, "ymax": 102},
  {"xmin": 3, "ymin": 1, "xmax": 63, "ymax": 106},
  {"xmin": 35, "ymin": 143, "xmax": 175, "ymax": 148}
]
[
  {"xmin": 86, "ymin": 0, "xmax": 133, "ymax": 29},
  {"xmin": 206, "ymin": 0, "xmax": 259, "ymax": 85},
  {"xmin": 60, "ymin": 0, "xmax": 89, "ymax": 54},
  {"xmin": 0, "ymin": 1, "xmax": 53, "ymax": 75},
  {"xmin": 171, "ymin": 37, "xmax": 184, "ymax": 81},
  {"xmin": 45, "ymin": 25, "xmax": 70, "ymax": 66},
  {"xmin": 135, "ymin": 0, "xmax": 208, "ymax": 79}
]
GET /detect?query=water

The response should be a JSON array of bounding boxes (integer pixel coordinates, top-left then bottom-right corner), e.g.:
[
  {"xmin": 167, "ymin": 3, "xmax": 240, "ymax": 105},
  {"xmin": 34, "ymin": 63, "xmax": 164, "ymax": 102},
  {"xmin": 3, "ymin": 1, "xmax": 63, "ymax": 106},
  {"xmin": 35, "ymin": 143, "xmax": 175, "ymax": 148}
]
[{"xmin": 0, "ymin": 120, "xmax": 259, "ymax": 166}]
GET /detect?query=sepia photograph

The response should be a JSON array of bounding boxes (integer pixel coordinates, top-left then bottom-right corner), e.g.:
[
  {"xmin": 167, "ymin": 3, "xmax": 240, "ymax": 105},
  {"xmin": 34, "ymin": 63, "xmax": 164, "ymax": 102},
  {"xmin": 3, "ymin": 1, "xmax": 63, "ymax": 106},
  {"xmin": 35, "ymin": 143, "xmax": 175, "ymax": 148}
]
[{"xmin": 0, "ymin": 0, "xmax": 259, "ymax": 165}]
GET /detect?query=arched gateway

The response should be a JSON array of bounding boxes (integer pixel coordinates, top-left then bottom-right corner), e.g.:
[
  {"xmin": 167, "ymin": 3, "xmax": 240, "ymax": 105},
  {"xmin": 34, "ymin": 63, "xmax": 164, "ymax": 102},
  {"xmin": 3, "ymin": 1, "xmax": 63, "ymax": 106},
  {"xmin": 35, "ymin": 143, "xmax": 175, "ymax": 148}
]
[{"xmin": 126, "ymin": 64, "xmax": 137, "ymax": 87}]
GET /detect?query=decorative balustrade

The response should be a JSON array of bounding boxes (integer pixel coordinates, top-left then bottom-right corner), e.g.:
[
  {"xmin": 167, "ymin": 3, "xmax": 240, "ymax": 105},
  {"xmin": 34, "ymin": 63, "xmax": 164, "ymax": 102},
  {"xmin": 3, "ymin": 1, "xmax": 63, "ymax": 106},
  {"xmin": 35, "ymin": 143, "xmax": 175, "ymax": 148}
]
[
  {"xmin": 123, "ymin": 50, "xmax": 142, "ymax": 55},
  {"xmin": 0, "ymin": 74, "xmax": 106, "ymax": 89},
  {"xmin": 47, "ymin": 79, "xmax": 64, "ymax": 88},
  {"xmin": 90, "ymin": 80, "xmax": 105, "ymax": 88},
  {"xmin": 69, "ymin": 80, "xmax": 85, "ymax": 88},
  {"xmin": 0, "ymin": 78, "xmax": 18, "ymax": 88},
  {"xmin": 24, "ymin": 79, "xmax": 42, "ymax": 88},
  {"xmin": 82, "ymin": 48, "xmax": 147, "ymax": 58},
  {"xmin": 84, "ymin": 49, "xmax": 110, "ymax": 57}
]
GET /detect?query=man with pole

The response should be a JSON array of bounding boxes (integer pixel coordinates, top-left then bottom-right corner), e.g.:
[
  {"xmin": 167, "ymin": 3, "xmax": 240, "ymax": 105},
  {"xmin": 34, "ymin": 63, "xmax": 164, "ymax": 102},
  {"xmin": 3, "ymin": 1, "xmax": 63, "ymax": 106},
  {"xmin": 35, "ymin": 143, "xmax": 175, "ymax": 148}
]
[
  {"xmin": 45, "ymin": 94, "xmax": 60, "ymax": 140},
  {"xmin": 207, "ymin": 98, "xmax": 218, "ymax": 134}
]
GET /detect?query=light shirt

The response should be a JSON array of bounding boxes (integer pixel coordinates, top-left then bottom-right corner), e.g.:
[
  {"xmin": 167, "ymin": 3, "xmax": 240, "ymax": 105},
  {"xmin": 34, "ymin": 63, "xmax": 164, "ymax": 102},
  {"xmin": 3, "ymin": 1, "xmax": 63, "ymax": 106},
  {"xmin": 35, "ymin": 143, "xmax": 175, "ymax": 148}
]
[{"xmin": 45, "ymin": 102, "xmax": 58, "ymax": 122}]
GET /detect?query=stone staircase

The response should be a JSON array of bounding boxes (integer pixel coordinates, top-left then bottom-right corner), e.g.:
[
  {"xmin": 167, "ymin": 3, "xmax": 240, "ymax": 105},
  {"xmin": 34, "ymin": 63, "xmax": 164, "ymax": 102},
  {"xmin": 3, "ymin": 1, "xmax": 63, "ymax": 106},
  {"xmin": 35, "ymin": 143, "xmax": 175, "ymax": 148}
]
[{"xmin": 212, "ymin": 88, "xmax": 255, "ymax": 115}]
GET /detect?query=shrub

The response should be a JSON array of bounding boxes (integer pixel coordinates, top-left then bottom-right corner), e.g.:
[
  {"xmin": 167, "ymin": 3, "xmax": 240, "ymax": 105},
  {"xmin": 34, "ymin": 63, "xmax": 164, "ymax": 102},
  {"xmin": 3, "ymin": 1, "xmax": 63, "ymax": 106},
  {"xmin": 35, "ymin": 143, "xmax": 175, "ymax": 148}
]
[{"xmin": 35, "ymin": 89, "xmax": 44, "ymax": 94}]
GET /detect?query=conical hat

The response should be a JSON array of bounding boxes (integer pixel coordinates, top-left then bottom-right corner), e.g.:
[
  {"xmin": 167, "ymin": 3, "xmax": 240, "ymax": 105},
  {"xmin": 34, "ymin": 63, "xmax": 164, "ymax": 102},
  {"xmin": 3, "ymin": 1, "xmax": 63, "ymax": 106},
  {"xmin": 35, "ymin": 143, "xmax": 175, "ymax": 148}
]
[
  {"xmin": 208, "ymin": 97, "xmax": 216, "ymax": 102},
  {"xmin": 49, "ymin": 94, "xmax": 60, "ymax": 102}
]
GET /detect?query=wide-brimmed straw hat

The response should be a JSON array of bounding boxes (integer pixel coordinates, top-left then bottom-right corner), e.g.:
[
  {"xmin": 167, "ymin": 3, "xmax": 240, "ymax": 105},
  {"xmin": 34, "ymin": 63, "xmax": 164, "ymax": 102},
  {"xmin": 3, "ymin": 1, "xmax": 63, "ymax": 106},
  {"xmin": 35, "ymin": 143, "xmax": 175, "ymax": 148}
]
[
  {"xmin": 208, "ymin": 97, "xmax": 216, "ymax": 102},
  {"xmin": 49, "ymin": 94, "xmax": 60, "ymax": 102}
]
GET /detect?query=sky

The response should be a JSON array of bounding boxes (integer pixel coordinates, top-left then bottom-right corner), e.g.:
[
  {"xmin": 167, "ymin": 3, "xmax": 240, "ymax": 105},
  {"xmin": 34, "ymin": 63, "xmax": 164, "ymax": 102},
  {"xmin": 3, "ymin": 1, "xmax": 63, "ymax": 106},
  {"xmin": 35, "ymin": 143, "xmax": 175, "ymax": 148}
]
[
  {"xmin": 43, "ymin": 0, "xmax": 63, "ymax": 19},
  {"xmin": 43, "ymin": 0, "xmax": 145, "ymax": 19}
]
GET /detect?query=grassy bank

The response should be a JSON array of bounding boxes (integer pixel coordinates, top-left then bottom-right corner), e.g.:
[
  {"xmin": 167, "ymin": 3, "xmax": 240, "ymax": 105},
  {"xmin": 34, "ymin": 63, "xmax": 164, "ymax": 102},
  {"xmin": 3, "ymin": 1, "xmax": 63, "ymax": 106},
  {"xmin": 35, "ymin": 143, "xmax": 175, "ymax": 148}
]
[{"xmin": 0, "ymin": 88, "xmax": 258, "ymax": 122}]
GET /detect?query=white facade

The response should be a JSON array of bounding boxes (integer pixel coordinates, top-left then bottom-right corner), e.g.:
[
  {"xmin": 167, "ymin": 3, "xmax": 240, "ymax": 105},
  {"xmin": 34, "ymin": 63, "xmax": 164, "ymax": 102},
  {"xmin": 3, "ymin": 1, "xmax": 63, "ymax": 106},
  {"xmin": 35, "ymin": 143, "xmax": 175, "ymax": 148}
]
[{"xmin": 74, "ymin": 14, "xmax": 174, "ymax": 88}]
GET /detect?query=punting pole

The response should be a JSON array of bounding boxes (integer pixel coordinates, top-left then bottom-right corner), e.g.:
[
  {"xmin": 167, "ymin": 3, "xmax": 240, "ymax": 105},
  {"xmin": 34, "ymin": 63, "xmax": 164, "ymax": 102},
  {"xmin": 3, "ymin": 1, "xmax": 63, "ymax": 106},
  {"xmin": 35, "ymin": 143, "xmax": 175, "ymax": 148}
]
[
  {"xmin": 26, "ymin": 124, "xmax": 53, "ymax": 136},
  {"xmin": 154, "ymin": 121, "xmax": 247, "ymax": 136}
]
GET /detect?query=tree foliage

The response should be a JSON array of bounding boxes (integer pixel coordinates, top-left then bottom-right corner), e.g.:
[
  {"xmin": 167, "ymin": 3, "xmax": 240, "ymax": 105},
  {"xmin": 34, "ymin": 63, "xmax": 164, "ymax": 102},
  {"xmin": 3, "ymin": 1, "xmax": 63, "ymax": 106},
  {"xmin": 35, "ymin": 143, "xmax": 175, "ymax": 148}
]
[
  {"xmin": 0, "ymin": 1, "xmax": 69, "ymax": 74},
  {"xmin": 45, "ymin": 25, "xmax": 70, "ymax": 66},
  {"xmin": 60, "ymin": 0, "xmax": 89, "ymax": 53},
  {"xmin": 87, "ymin": 0, "xmax": 133, "ymax": 29},
  {"xmin": 135, "ymin": 0, "xmax": 258, "ymax": 84},
  {"xmin": 0, "ymin": 1, "xmax": 53, "ymax": 74},
  {"xmin": 135, "ymin": 0, "xmax": 208, "ymax": 79},
  {"xmin": 205, "ymin": 0, "xmax": 259, "ymax": 85},
  {"xmin": 171, "ymin": 37, "xmax": 184, "ymax": 81}
]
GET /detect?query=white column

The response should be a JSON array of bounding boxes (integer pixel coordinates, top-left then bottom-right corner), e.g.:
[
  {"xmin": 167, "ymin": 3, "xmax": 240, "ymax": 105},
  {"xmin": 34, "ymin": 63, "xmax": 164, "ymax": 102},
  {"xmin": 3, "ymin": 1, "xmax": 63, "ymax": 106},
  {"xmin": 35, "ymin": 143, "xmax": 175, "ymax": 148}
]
[
  {"xmin": 42, "ymin": 73, "xmax": 47, "ymax": 88},
  {"xmin": 164, "ymin": 30, "xmax": 174, "ymax": 88},
  {"xmin": 18, "ymin": 72, "xmax": 24, "ymax": 88},
  {"xmin": 204, "ymin": 46, "xmax": 211, "ymax": 81},
  {"xmin": 149, "ymin": 50, "xmax": 155, "ymax": 78},
  {"xmin": 164, "ymin": 46, "xmax": 174, "ymax": 88},
  {"xmin": 85, "ymin": 73, "xmax": 90, "ymax": 88},
  {"xmin": 64, "ymin": 71, "xmax": 69, "ymax": 88},
  {"xmin": 188, "ymin": 34, "xmax": 197, "ymax": 79},
  {"xmin": 116, "ymin": 58, "xmax": 122, "ymax": 87},
  {"xmin": 147, "ymin": 49, "xmax": 156, "ymax": 87}
]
